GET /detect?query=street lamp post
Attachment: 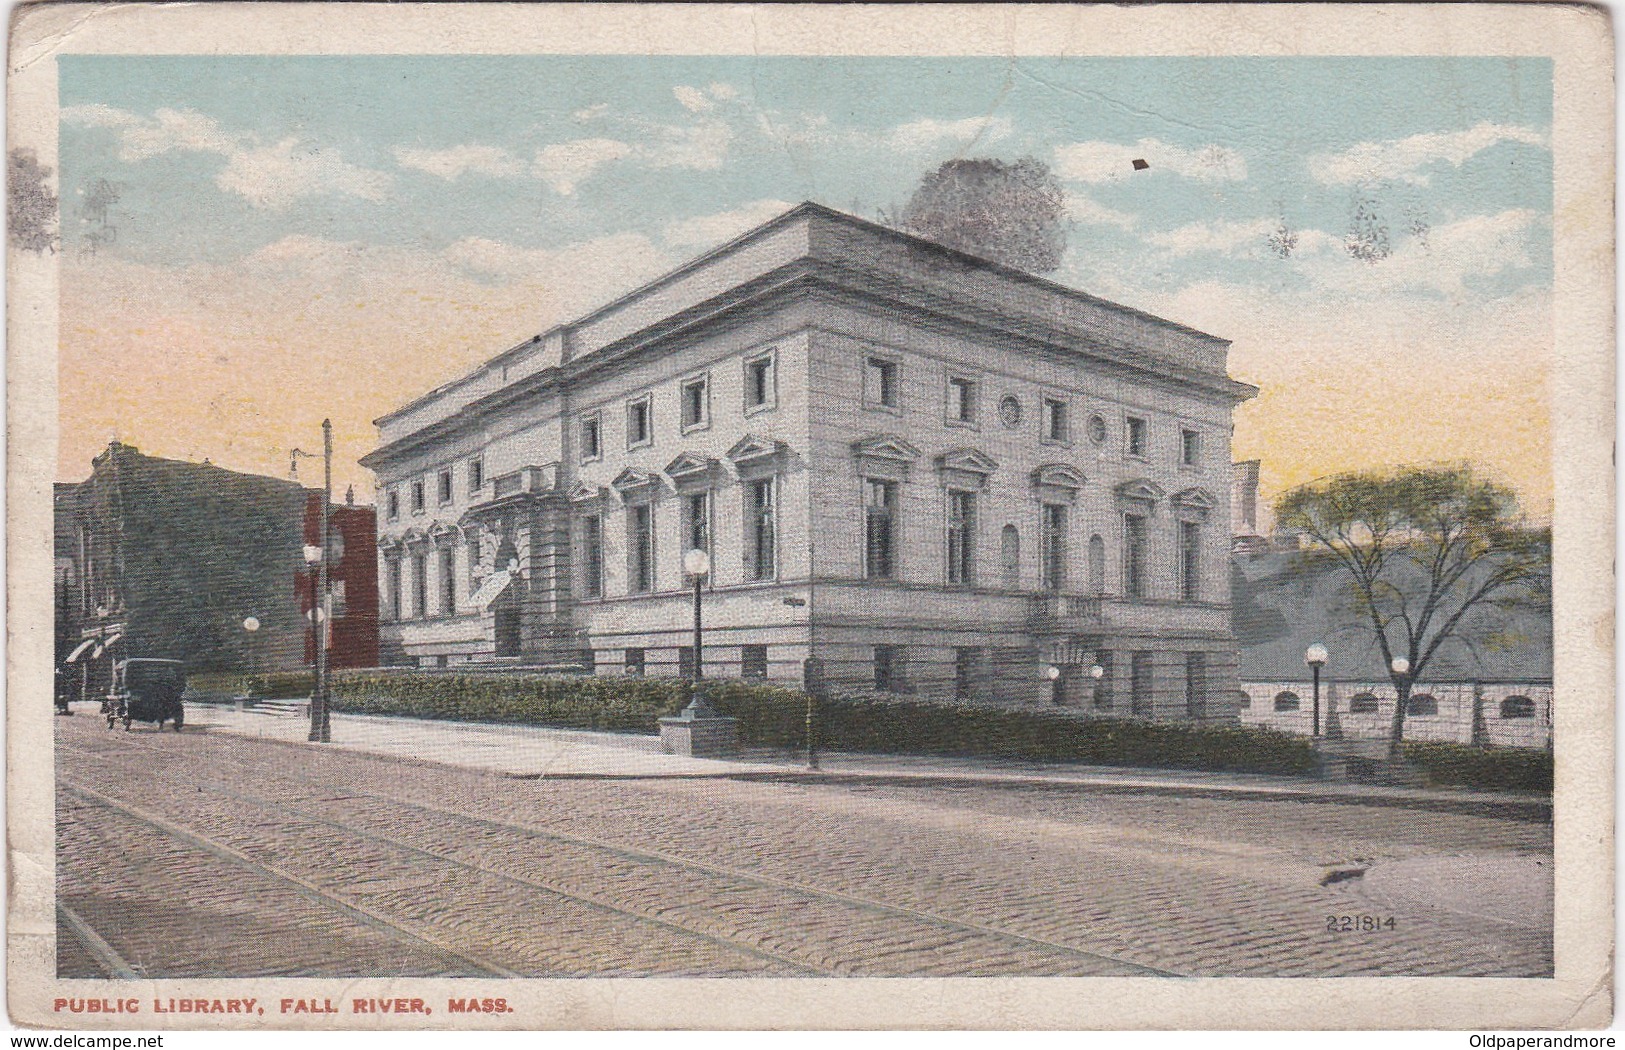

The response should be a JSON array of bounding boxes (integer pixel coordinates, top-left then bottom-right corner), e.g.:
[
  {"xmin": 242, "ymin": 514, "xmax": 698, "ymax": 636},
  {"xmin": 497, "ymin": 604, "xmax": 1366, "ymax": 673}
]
[
  {"xmin": 1088, "ymin": 662, "xmax": 1105, "ymax": 708},
  {"xmin": 1305, "ymin": 643, "xmax": 1328, "ymax": 738},
  {"xmin": 681, "ymin": 548, "xmax": 711, "ymax": 714},
  {"xmin": 1044, "ymin": 663, "xmax": 1062, "ymax": 706},
  {"xmin": 242, "ymin": 616, "xmax": 260, "ymax": 697}
]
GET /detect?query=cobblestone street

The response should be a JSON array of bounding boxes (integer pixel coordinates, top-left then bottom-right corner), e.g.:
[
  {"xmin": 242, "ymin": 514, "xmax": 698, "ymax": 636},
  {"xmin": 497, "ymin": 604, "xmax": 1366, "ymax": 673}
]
[{"xmin": 55, "ymin": 714, "xmax": 1552, "ymax": 979}]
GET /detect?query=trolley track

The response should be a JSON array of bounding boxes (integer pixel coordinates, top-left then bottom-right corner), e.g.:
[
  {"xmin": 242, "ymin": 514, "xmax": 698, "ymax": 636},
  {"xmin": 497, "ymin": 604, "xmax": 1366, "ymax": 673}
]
[{"xmin": 59, "ymin": 734, "xmax": 1176, "ymax": 978}]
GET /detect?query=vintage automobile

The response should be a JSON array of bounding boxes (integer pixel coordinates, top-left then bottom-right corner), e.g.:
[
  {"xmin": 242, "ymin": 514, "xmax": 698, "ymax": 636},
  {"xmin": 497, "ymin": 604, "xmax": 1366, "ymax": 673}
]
[{"xmin": 103, "ymin": 658, "xmax": 186, "ymax": 732}]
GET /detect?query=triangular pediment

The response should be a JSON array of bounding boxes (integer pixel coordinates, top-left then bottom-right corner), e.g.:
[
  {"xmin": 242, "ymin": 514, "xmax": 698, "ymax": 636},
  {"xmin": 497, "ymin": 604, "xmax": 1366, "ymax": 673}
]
[
  {"xmin": 727, "ymin": 433, "xmax": 787, "ymax": 465},
  {"xmin": 1116, "ymin": 478, "xmax": 1167, "ymax": 502},
  {"xmin": 851, "ymin": 434, "xmax": 921, "ymax": 463},
  {"xmin": 663, "ymin": 452, "xmax": 718, "ymax": 479},
  {"xmin": 568, "ymin": 481, "xmax": 607, "ymax": 503},
  {"xmin": 376, "ymin": 534, "xmax": 402, "ymax": 552},
  {"xmin": 400, "ymin": 527, "xmax": 429, "ymax": 545},
  {"xmin": 427, "ymin": 521, "xmax": 457, "ymax": 540},
  {"xmin": 936, "ymin": 447, "xmax": 999, "ymax": 476},
  {"xmin": 1031, "ymin": 463, "xmax": 1087, "ymax": 490},
  {"xmin": 610, "ymin": 467, "xmax": 657, "ymax": 492},
  {"xmin": 1172, "ymin": 485, "xmax": 1218, "ymax": 510}
]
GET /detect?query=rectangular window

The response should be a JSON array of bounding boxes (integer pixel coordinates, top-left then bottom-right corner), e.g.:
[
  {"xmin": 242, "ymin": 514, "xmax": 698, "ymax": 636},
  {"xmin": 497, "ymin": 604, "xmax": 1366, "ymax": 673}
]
[
  {"xmin": 864, "ymin": 479, "xmax": 896, "ymax": 580},
  {"xmin": 1043, "ymin": 398, "xmax": 1069, "ymax": 443},
  {"xmin": 387, "ymin": 490, "xmax": 400, "ymax": 521},
  {"xmin": 626, "ymin": 397, "xmax": 652, "ymax": 449},
  {"xmin": 387, "ymin": 559, "xmax": 402, "ymax": 621},
  {"xmin": 947, "ymin": 490, "xmax": 975, "ymax": 584},
  {"xmin": 744, "ymin": 351, "xmax": 776, "ymax": 411},
  {"xmin": 1127, "ymin": 416, "xmax": 1148, "ymax": 457},
  {"xmin": 741, "ymin": 644, "xmax": 769, "ymax": 681},
  {"xmin": 627, "ymin": 504, "xmax": 655, "ymax": 594},
  {"xmin": 580, "ymin": 414, "xmax": 602, "ymax": 462},
  {"xmin": 438, "ymin": 469, "xmax": 453, "ymax": 505},
  {"xmin": 439, "ymin": 546, "xmax": 455, "ymax": 616},
  {"xmin": 467, "ymin": 457, "xmax": 484, "ymax": 495},
  {"xmin": 1181, "ymin": 428, "xmax": 1201, "ymax": 467},
  {"xmin": 580, "ymin": 514, "xmax": 604, "ymax": 599},
  {"xmin": 1094, "ymin": 651, "xmax": 1114, "ymax": 709},
  {"xmin": 1041, "ymin": 503, "xmax": 1068, "ymax": 592},
  {"xmin": 947, "ymin": 376, "xmax": 976, "ymax": 424},
  {"xmin": 1180, "ymin": 521, "xmax": 1201, "ymax": 601},
  {"xmin": 411, "ymin": 480, "xmax": 425, "ymax": 513},
  {"xmin": 412, "ymin": 552, "xmax": 427, "ymax": 619},
  {"xmin": 331, "ymin": 578, "xmax": 348, "ymax": 618},
  {"xmin": 874, "ymin": 644, "xmax": 903, "ymax": 692},
  {"xmin": 682, "ymin": 492, "xmax": 710, "ymax": 559},
  {"xmin": 866, "ymin": 356, "xmax": 899, "ymax": 409},
  {"xmin": 1131, "ymin": 651, "xmax": 1153, "ymax": 715},
  {"xmin": 624, "ymin": 648, "xmax": 645, "ymax": 677},
  {"xmin": 1124, "ymin": 513, "xmax": 1148, "ymax": 599},
  {"xmin": 678, "ymin": 646, "xmax": 696, "ymax": 680},
  {"xmin": 466, "ymin": 537, "xmax": 481, "ymax": 595},
  {"xmin": 680, "ymin": 375, "xmax": 709, "ymax": 431},
  {"xmin": 746, "ymin": 478, "xmax": 776, "ymax": 581},
  {"xmin": 1185, "ymin": 652, "xmax": 1207, "ymax": 718},
  {"xmin": 954, "ymin": 647, "xmax": 981, "ymax": 700}
]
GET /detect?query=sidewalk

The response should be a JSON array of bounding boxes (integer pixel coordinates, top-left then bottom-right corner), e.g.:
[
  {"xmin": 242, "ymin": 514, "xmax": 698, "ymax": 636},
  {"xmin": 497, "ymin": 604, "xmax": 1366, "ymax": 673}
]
[{"xmin": 165, "ymin": 702, "xmax": 1551, "ymax": 820}]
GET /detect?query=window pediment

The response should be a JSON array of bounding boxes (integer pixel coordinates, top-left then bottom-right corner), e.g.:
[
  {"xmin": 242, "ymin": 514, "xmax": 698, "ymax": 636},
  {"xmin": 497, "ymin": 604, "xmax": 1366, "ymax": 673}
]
[
  {"xmin": 377, "ymin": 535, "xmax": 403, "ymax": 553},
  {"xmin": 426, "ymin": 521, "xmax": 458, "ymax": 543},
  {"xmin": 568, "ymin": 481, "xmax": 607, "ymax": 504},
  {"xmin": 400, "ymin": 527, "xmax": 429, "ymax": 546},
  {"xmin": 1116, "ymin": 478, "xmax": 1167, "ymax": 504},
  {"xmin": 1031, "ymin": 463, "xmax": 1086, "ymax": 490},
  {"xmin": 854, "ymin": 433, "xmax": 921, "ymax": 482},
  {"xmin": 936, "ymin": 447, "xmax": 998, "ymax": 476},
  {"xmin": 610, "ymin": 467, "xmax": 658, "ymax": 498},
  {"xmin": 1171, "ymin": 486, "xmax": 1217, "ymax": 518},
  {"xmin": 727, "ymin": 433, "xmax": 788, "ymax": 466},
  {"xmin": 663, "ymin": 452, "xmax": 719, "ymax": 488}
]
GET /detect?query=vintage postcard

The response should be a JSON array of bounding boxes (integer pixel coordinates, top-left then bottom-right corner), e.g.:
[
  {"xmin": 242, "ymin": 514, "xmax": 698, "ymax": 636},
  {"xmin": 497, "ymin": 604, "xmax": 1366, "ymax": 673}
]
[{"xmin": 7, "ymin": 2, "xmax": 1614, "ymax": 1033}]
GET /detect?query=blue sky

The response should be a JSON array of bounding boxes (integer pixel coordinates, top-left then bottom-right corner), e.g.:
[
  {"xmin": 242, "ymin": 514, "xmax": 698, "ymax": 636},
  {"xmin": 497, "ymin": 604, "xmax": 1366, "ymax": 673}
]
[{"xmin": 57, "ymin": 55, "xmax": 1554, "ymax": 512}]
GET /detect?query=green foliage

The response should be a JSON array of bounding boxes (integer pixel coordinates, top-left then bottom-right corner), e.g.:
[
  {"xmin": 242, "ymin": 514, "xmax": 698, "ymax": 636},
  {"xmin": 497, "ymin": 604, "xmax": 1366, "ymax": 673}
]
[
  {"xmin": 187, "ymin": 671, "xmax": 314, "ymax": 699},
  {"xmin": 323, "ymin": 673, "xmax": 1318, "ymax": 776},
  {"xmin": 1402, "ymin": 741, "xmax": 1552, "ymax": 793},
  {"xmin": 898, "ymin": 156, "xmax": 1068, "ymax": 274}
]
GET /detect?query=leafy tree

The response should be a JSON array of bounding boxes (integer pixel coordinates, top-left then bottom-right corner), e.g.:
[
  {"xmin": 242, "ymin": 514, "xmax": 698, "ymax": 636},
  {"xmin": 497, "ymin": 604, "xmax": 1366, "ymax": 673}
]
[
  {"xmin": 898, "ymin": 156, "xmax": 1067, "ymax": 274},
  {"xmin": 8, "ymin": 148, "xmax": 58, "ymax": 254},
  {"xmin": 1274, "ymin": 465, "xmax": 1550, "ymax": 759}
]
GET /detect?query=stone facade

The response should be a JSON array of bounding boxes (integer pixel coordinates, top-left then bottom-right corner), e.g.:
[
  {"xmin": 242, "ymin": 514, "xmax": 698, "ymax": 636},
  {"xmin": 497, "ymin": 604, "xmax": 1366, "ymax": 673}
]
[
  {"xmin": 361, "ymin": 203, "xmax": 1257, "ymax": 721},
  {"xmin": 1237, "ymin": 679, "xmax": 1553, "ymax": 750}
]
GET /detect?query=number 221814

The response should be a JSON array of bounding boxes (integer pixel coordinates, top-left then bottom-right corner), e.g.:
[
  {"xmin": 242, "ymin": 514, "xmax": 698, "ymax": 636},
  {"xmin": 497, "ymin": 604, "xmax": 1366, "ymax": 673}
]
[{"xmin": 1327, "ymin": 915, "xmax": 1396, "ymax": 932}]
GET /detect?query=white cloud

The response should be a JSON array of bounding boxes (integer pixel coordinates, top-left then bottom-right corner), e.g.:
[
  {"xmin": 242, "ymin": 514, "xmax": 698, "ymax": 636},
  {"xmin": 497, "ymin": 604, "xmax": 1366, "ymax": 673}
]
[
  {"xmin": 648, "ymin": 120, "xmax": 732, "ymax": 171},
  {"xmin": 708, "ymin": 81, "xmax": 739, "ymax": 102},
  {"xmin": 60, "ymin": 103, "xmax": 391, "ymax": 209},
  {"xmin": 1053, "ymin": 138, "xmax": 1247, "ymax": 183},
  {"xmin": 216, "ymin": 138, "xmax": 392, "ymax": 209},
  {"xmin": 1308, "ymin": 122, "xmax": 1550, "ymax": 186},
  {"xmin": 673, "ymin": 85, "xmax": 714, "ymax": 113},
  {"xmin": 1146, "ymin": 217, "xmax": 1277, "ymax": 258},
  {"xmin": 887, "ymin": 115, "xmax": 1012, "ymax": 153},
  {"xmin": 662, "ymin": 199, "xmax": 797, "ymax": 249},
  {"xmin": 573, "ymin": 102, "xmax": 610, "ymax": 122},
  {"xmin": 1064, "ymin": 191, "xmax": 1138, "ymax": 231},
  {"xmin": 530, "ymin": 138, "xmax": 633, "ymax": 194},
  {"xmin": 393, "ymin": 144, "xmax": 523, "ymax": 180}
]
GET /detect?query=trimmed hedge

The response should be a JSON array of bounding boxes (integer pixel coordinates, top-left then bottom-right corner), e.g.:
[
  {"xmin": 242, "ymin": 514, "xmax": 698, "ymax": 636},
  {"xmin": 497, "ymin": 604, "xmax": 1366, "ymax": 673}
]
[
  {"xmin": 187, "ymin": 671, "xmax": 315, "ymax": 700},
  {"xmin": 325, "ymin": 672, "xmax": 1318, "ymax": 777},
  {"xmin": 1403, "ymin": 741, "xmax": 1553, "ymax": 793}
]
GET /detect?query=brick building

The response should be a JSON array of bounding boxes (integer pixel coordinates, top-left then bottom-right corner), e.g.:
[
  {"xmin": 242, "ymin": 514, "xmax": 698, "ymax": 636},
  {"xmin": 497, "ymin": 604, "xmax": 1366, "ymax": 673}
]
[
  {"xmin": 362, "ymin": 203, "xmax": 1257, "ymax": 719},
  {"xmin": 56, "ymin": 443, "xmax": 378, "ymax": 701}
]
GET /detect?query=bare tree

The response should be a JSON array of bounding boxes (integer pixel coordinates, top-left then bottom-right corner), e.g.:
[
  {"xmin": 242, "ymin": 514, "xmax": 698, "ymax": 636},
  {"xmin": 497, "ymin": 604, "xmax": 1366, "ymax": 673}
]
[
  {"xmin": 898, "ymin": 156, "xmax": 1067, "ymax": 274},
  {"xmin": 1275, "ymin": 465, "xmax": 1550, "ymax": 759}
]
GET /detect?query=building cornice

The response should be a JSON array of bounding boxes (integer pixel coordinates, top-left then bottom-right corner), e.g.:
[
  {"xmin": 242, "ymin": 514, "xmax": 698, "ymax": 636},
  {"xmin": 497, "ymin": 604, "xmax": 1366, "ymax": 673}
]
[{"xmin": 362, "ymin": 255, "xmax": 1258, "ymax": 473}]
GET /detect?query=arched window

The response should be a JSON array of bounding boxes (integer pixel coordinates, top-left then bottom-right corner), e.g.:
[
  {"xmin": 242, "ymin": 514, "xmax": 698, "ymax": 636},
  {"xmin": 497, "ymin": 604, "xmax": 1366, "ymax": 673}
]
[
  {"xmin": 1273, "ymin": 690, "xmax": 1300, "ymax": 712},
  {"xmin": 1088, "ymin": 534, "xmax": 1106, "ymax": 595},
  {"xmin": 1348, "ymin": 693, "xmax": 1380, "ymax": 714},
  {"xmin": 1500, "ymin": 695, "xmax": 1536, "ymax": 719},
  {"xmin": 1000, "ymin": 524, "xmax": 1020, "ymax": 588},
  {"xmin": 1406, "ymin": 693, "xmax": 1438, "ymax": 716}
]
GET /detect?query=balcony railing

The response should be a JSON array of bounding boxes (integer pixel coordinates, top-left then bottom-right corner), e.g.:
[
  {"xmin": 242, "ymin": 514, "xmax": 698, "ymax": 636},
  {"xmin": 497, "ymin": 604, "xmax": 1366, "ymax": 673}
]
[{"xmin": 1028, "ymin": 593, "xmax": 1102, "ymax": 625}]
